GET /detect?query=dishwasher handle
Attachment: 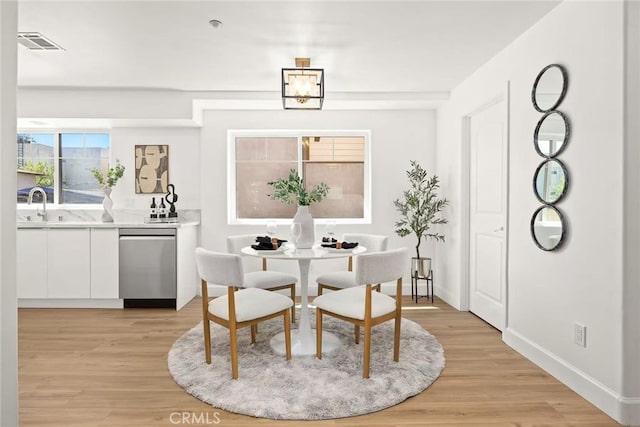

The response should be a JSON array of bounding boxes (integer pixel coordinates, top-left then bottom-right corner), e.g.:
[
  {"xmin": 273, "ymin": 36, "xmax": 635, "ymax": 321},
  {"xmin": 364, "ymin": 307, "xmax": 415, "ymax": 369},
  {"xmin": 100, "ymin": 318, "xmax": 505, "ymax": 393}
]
[
  {"xmin": 119, "ymin": 236, "xmax": 176, "ymax": 242},
  {"xmin": 119, "ymin": 228, "xmax": 176, "ymax": 237}
]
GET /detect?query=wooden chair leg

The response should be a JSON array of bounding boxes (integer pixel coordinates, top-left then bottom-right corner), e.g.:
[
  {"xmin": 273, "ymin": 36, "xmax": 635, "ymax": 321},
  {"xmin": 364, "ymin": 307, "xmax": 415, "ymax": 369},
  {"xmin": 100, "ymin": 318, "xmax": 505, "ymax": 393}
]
[
  {"xmin": 394, "ymin": 276, "xmax": 402, "ymax": 362},
  {"xmin": 394, "ymin": 312, "xmax": 401, "ymax": 362},
  {"xmin": 203, "ymin": 319, "xmax": 212, "ymax": 364},
  {"xmin": 354, "ymin": 325, "xmax": 360, "ymax": 344},
  {"xmin": 317, "ymin": 284, "xmax": 324, "ymax": 296},
  {"xmin": 201, "ymin": 280, "xmax": 212, "ymax": 364},
  {"xmin": 284, "ymin": 310, "xmax": 292, "ymax": 360},
  {"xmin": 291, "ymin": 285, "xmax": 296, "ymax": 323},
  {"xmin": 316, "ymin": 309, "xmax": 323, "ymax": 359},
  {"xmin": 229, "ymin": 324, "xmax": 239, "ymax": 380},
  {"xmin": 250, "ymin": 324, "xmax": 257, "ymax": 344},
  {"xmin": 363, "ymin": 324, "xmax": 371, "ymax": 379}
]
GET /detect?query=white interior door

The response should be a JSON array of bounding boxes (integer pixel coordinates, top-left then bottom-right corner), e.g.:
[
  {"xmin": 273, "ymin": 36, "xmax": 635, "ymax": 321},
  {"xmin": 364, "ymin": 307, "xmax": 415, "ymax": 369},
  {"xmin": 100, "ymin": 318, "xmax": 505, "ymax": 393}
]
[{"xmin": 468, "ymin": 96, "xmax": 508, "ymax": 331}]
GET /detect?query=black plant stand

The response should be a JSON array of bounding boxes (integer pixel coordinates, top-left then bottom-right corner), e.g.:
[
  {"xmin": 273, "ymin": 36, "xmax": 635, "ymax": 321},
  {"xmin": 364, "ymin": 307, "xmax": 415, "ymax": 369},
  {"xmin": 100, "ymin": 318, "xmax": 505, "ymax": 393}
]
[{"xmin": 411, "ymin": 257, "xmax": 434, "ymax": 303}]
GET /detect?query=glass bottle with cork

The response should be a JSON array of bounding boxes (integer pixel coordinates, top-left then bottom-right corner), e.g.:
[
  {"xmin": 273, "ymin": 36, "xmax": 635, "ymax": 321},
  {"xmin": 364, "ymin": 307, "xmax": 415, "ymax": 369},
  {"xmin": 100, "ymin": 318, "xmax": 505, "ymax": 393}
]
[{"xmin": 150, "ymin": 197, "xmax": 157, "ymax": 218}]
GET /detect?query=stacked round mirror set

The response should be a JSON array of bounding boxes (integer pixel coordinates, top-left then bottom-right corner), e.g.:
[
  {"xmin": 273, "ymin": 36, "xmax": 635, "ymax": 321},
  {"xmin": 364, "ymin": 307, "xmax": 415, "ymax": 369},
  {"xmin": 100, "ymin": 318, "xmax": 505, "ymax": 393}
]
[{"xmin": 530, "ymin": 64, "xmax": 569, "ymax": 251}]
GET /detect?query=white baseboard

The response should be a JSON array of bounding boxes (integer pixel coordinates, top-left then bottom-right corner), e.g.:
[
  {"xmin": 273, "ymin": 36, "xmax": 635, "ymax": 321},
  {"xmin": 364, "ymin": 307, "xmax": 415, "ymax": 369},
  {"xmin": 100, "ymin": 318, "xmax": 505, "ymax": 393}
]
[
  {"xmin": 380, "ymin": 281, "xmax": 413, "ymax": 296},
  {"xmin": 18, "ymin": 299, "xmax": 124, "ymax": 309},
  {"xmin": 504, "ymin": 327, "xmax": 640, "ymax": 426},
  {"xmin": 620, "ymin": 397, "xmax": 640, "ymax": 427},
  {"xmin": 433, "ymin": 284, "xmax": 460, "ymax": 310}
]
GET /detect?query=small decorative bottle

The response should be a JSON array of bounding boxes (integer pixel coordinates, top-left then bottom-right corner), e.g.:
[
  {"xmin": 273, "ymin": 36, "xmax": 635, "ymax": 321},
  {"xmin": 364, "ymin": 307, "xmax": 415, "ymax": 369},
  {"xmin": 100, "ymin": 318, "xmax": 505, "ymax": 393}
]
[
  {"xmin": 150, "ymin": 197, "xmax": 157, "ymax": 219},
  {"xmin": 158, "ymin": 198, "xmax": 167, "ymax": 219}
]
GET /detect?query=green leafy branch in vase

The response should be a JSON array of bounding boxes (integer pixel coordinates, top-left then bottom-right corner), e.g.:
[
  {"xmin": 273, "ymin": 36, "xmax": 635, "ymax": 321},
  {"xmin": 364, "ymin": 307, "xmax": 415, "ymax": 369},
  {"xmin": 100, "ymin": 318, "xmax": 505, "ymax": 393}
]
[
  {"xmin": 267, "ymin": 169, "xmax": 329, "ymax": 206},
  {"xmin": 90, "ymin": 160, "xmax": 125, "ymax": 189}
]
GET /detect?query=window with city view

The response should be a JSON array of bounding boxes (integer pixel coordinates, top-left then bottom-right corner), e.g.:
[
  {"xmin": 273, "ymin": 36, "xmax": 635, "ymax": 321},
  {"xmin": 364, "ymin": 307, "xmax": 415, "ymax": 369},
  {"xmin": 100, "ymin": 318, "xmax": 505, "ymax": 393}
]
[
  {"xmin": 229, "ymin": 131, "xmax": 369, "ymax": 223},
  {"xmin": 17, "ymin": 132, "xmax": 110, "ymax": 205}
]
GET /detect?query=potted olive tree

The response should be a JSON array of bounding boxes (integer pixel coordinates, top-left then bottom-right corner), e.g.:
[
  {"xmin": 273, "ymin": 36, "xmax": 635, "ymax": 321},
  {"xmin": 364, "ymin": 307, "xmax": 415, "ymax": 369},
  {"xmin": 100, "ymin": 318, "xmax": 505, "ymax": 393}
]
[
  {"xmin": 268, "ymin": 169, "xmax": 329, "ymax": 248},
  {"xmin": 394, "ymin": 160, "xmax": 448, "ymax": 278}
]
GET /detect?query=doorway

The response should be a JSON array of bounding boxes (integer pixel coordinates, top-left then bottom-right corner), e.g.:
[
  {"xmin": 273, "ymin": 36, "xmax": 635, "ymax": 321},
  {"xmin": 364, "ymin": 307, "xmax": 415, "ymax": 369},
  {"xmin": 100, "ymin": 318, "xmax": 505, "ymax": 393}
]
[{"xmin": 463, "ymin": 87, "xmax": 509, "ymax": 331}]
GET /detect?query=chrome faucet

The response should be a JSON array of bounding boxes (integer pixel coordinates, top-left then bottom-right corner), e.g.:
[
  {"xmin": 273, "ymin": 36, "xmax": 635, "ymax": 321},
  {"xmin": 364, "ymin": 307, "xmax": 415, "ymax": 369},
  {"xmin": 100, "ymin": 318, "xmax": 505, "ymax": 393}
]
[{"xmin": 27, "ymin": 187, "xmax": 47, "ymax": 222}]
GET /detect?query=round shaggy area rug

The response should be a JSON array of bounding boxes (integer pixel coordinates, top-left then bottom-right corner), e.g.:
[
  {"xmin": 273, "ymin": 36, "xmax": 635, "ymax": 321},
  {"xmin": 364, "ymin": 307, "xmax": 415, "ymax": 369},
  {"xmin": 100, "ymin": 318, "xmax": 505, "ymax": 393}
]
[{"xmin": 168, "ymin": 312, "xmax": 445, "ymax": 420}]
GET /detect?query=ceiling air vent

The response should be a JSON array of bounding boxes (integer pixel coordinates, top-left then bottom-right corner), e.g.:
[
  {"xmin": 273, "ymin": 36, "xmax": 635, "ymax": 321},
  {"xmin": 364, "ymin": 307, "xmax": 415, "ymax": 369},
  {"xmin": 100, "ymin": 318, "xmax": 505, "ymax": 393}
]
[{"xmin": 17, "ymin": 32, "xmax": 64, "ymax": 51}]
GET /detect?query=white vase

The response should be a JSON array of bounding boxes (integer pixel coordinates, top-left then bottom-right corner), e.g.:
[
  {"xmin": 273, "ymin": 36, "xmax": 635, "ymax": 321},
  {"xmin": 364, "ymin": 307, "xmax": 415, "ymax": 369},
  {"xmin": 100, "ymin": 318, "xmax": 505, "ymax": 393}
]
[
  {"xmin": 101, "ymin": 188, "xmax": 114, "ymax": 223},
  {"xmin": 292, "ymin": 205, "xmax": 314, "ymax": 248}
]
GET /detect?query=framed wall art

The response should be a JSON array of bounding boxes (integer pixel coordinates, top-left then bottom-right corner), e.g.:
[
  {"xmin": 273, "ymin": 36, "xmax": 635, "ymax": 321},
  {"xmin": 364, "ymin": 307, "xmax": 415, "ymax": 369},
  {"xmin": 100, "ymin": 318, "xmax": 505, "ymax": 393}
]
[{"xmin": 135, "ymin": 145, "xmax": 169, "ymax": 194}]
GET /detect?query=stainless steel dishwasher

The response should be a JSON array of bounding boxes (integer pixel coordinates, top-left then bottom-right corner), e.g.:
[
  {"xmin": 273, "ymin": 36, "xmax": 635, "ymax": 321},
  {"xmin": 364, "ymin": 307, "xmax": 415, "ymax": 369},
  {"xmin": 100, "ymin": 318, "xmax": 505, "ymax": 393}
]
[{"xmin": 119, "ymin": 228, "xmax": 176, "ymax": 308}]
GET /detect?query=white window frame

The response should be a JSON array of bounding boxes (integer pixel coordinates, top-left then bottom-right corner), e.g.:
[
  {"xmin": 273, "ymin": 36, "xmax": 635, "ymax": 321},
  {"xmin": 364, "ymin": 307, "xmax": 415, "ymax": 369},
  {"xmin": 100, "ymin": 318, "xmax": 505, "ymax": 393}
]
[
  {"xmin": 16, "ymin": 128, "xmax": 111, "ymax": 209},
  {"xmin": 227, "ymin": 129, "xmax": 372, "ymax": 225}
]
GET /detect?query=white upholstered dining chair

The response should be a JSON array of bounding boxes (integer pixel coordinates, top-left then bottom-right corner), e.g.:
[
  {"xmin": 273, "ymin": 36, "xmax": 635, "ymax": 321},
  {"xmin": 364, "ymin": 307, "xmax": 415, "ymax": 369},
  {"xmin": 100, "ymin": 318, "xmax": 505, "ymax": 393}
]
[
  {"xmin": 194, "ymin": 247, "xmax": 292, "ymax": 379},
  {"xmin": 313, "ymin": 247, "xmax": 407, "ymax": 379},
  {"xmin": 227, "ymin": 234, "xmax": 298, "ymax": 323},
  {"xmin": 316, "ymin": 233, "xmax": 388, "ymax": 295}
]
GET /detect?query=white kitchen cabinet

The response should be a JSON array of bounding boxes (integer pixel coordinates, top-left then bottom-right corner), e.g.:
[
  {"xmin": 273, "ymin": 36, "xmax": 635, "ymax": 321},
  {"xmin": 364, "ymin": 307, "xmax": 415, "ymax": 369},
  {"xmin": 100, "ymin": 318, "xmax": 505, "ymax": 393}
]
[
  {"xmin": 90, "ymin": 228, "xmax": 119, "ymax": 298},
  {"xmin": 17, "ymin": 228, "xmax": 48, "ymax": 298},
  {"xmin": 17, "ymin": 222, "xmax": 198, "ymax": 308},
  {"xmin": 176, "ymin": 225, "xmax": 197, "ymax": 310},
  {"xmin": 47, "ymin": 228, "xmax": 91, "ymax": 298}
]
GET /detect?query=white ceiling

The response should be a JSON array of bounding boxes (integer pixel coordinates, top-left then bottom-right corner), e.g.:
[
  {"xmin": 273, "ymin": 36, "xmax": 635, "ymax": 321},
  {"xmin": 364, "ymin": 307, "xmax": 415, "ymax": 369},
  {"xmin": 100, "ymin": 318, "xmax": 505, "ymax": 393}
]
[{"xmin": 17, "ymin": 0, "xmax": 560, "ymax": 96}]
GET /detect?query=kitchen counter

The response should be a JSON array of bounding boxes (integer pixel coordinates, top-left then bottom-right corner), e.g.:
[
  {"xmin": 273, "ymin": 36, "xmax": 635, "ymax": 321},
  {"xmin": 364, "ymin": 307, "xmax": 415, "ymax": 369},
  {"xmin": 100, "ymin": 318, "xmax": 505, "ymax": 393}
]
[
  {"xmin": 17, "ymin": 220, "xmax": 199, "ymax": 229},
  {"xmin": 16, "ymin": 208, "xmax": 200, "ymax": 229}
]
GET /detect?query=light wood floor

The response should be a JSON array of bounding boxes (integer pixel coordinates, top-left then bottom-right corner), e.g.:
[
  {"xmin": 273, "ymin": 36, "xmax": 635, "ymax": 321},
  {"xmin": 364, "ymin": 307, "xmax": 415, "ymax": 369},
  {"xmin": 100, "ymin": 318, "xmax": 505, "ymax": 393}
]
[{"xmin": 18, "ymin": 297, "xmax": 621, "ymax": 427}]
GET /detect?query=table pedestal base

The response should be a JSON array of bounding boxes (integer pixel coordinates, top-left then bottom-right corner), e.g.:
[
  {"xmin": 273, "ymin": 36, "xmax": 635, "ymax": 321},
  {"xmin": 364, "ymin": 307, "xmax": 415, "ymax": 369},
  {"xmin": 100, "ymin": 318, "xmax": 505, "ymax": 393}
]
[{"xmin": 270, "ymin": 329, "xmax": 341, "ymax": 356}]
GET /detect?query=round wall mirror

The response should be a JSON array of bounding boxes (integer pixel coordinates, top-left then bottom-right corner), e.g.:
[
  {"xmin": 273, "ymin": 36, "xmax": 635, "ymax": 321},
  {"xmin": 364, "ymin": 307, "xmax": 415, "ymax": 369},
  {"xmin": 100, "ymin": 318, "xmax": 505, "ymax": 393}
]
[
  {"xmin": 534, "ymin": 110, "xmax": 570, "ymax": 158},
  {"xmin": 531, "ymin": 205, "xmax": 566, "ymax": 251},
  {"xmin": 534, "ymin": 158, "xmax": 569, "ymax": 204},
  {"xmin": 532, "ymin": 64, "xmax": 568, "ymax": 112}
]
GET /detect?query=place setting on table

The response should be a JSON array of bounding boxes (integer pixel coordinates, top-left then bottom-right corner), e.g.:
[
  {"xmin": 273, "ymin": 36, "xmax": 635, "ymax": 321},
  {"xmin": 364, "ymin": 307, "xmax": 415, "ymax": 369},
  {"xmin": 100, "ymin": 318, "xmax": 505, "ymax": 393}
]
[
  {"xmin": 248, "ymin": 235, "xmax": 360, "ymax": 253},
  {"xmin": 249, "ymin": 235, "xmax": 288, "ymax": 253},
  {"xmin": 245, "ymin": 220, "xmax": 361, "ymax": 257},
  {"xmin": 319, "ymin": 236, "xmax": 359, "ymax": 252}
]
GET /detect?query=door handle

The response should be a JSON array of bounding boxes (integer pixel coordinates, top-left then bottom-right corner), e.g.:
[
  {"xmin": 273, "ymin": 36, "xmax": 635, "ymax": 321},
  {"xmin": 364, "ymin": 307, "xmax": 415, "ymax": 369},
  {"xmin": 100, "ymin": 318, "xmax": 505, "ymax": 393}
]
[{"xmin": 493, "ymin": 226, "xmax": 504, "ymax": 232}]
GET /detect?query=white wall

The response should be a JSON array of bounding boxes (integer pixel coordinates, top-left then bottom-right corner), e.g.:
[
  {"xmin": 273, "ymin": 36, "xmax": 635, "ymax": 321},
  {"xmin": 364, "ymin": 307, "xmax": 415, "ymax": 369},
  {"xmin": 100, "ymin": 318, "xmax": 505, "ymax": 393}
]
[
  {"xmin": 108, "ymin": 127, "xmax": 201, "ymax": 210},
  {"xmin": 17, "ymin": 87, "xmax": 197, "ymax": 122},
  {"xmin": 0, "ymin": 2, "xmax": 19, "ymax": 425},
  {"xmin": 437, "ymin": 1, "xmax": 634, "ymax": 424},
  {"xmin": 16, "ymin": 91, "xmax": 438, "ymax": 292},
  {"xmin": 622, "ymin": 1, "xmax": 640, "ymax": 422},
  {"xmin": 200, "ymin": 109, "xmax": 437, "ymax": 291}
]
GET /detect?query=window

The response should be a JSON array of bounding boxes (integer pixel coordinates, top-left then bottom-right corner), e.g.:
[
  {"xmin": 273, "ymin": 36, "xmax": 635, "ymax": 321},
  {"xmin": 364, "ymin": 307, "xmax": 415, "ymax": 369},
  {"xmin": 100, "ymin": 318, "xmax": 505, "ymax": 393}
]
[
  {"xmin": 229, "ymin": 130, "xmax": 370, "ymax": 224},
  {"xmin": 17, "ymin": 132, "xmax": 110, "ymax": 205}
]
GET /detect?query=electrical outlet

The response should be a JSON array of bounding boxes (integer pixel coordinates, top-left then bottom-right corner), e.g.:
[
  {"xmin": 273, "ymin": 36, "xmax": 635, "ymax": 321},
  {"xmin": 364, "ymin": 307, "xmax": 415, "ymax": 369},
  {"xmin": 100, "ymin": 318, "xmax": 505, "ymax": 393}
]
[{"xmin": 574, "ymin": 323, "xmax": 586, "ymax": 347}]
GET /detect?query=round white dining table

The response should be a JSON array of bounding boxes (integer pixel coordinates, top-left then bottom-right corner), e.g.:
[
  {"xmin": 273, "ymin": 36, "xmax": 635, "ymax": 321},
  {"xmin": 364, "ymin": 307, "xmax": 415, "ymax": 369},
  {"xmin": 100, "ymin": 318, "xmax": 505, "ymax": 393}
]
[{"xmin": 241, "ymin": 244, "xmax": 366, "ymax": 356}]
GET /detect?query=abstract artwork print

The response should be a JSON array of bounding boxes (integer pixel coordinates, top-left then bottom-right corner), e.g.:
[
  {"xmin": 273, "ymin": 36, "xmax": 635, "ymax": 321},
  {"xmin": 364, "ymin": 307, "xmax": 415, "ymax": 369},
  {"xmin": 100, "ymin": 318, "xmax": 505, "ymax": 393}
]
[{"xmin": 135, "ymin": 145, "xmax": 169, "ymax": 194}]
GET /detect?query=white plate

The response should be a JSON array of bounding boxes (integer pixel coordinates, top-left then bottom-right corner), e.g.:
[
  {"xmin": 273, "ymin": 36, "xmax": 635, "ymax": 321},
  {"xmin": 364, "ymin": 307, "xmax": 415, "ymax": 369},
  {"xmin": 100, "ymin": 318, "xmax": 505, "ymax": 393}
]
[
  {"xmin": 255, "ymin": 246, "xmax": 286, "ymax": 255},
  {"xmin": 323, "ymin": 247, "xmax": 355, "ymax": 253}
]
